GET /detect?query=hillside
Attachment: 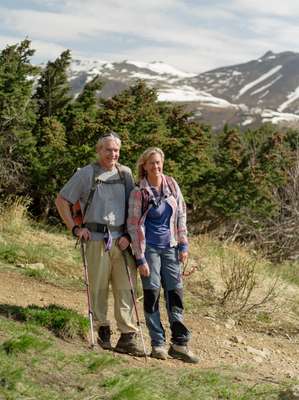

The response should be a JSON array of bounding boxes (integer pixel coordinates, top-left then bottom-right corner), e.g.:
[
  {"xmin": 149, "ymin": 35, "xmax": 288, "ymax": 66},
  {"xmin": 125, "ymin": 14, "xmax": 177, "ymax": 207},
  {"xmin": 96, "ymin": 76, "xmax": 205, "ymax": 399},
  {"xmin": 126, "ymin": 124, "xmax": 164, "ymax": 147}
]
[
  {"xmin": 0, "ymin": 202, "xmax": 299, "ymax": 399},
  {"xmin": 65, "ymin": 51, "xmax": 299, "ymax": 131}
]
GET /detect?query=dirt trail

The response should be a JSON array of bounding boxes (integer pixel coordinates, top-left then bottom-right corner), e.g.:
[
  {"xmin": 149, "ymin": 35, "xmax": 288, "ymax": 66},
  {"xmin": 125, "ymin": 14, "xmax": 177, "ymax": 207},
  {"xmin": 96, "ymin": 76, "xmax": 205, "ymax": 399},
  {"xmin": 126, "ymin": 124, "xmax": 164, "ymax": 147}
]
[{"xmin": 1, "ymin": 269, "xmax": 298, "ymax": 383}]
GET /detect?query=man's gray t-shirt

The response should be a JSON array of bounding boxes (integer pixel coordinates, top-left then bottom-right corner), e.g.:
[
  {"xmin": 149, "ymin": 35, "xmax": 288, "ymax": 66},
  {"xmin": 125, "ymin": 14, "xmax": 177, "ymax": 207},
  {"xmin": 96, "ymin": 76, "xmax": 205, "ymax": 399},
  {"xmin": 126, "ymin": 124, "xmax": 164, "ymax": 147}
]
[{"xmin": 60, "ymin": 163, "xmax": 134, "ymax": 240}]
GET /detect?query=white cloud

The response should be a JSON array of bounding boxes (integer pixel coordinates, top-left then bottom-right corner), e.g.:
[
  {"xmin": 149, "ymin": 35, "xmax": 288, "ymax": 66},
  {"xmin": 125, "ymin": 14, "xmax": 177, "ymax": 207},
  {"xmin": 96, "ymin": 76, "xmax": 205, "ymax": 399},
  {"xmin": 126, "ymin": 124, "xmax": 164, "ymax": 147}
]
[
  {"xmin": 0, "ymin": 8, "xmax": 98, "ymax": 41},
  {"xmin": 0, "ymin": 0, "xmax": 298, "ymax": 72},
  {"xmin": 30, "ymin": 39, "xmax": 69, "ymax": 61},
  {"xmin": 0, "ymin": 33, "xmax": 68, "ymax": 62},
  {"xmin": 230, "ymin": 0, "xmax": 299, "ymax": 17}
]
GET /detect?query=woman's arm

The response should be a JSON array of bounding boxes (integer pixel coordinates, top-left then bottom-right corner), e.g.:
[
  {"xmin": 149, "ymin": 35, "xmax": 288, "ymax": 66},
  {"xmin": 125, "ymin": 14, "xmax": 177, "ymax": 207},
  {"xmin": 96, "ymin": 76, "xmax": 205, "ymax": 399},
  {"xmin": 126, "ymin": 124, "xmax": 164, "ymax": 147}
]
[{"xmin": 127, "ymin": 189, "xmax": 150, "ymax": 277}]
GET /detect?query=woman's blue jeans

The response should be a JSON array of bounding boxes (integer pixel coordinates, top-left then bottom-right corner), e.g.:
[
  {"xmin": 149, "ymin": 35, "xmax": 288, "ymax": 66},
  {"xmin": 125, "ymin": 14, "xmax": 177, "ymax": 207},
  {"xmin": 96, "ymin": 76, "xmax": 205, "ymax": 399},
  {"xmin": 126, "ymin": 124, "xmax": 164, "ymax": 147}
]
[{"xmin": 141, "ymin": 245, "xmax": 190, "ymax": 347}]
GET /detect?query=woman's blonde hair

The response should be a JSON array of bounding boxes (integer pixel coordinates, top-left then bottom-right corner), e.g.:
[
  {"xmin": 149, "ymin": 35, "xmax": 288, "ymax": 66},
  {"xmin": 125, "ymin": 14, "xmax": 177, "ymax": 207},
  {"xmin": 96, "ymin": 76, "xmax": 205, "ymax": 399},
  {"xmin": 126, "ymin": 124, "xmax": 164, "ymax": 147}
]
[{"xmin": 136, "ymin": 147, "xmax": 165, "ymax": 181}]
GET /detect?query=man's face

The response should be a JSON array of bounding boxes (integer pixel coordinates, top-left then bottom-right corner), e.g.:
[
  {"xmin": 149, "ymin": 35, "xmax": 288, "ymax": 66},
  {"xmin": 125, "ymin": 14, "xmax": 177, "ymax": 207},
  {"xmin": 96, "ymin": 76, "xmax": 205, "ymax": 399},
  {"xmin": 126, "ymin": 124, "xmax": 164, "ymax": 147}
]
[{"xmin": 97, "ymin": 139, "xmax": 120, "ymax": 170}]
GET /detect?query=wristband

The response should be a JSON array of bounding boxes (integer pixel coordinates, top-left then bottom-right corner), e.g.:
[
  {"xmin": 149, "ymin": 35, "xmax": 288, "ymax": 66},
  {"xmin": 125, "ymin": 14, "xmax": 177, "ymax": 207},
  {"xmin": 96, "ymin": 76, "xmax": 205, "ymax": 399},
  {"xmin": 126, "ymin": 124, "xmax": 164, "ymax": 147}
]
[{"xmin": 72, "ymin": 225, "xmax": 80, "ymax": 237}]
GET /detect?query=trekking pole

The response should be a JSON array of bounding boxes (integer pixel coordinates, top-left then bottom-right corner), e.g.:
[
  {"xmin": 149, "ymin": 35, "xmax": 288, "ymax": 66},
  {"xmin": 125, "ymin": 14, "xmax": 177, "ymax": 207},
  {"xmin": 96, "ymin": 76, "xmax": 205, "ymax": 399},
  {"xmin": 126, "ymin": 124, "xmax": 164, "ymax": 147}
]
[
  {"xmin": 123, "ymin": 251, "xmax": 148, "ymax": 361},
  {"xmin": 80, "ymin": 239, "xmax": 96, "ymax": 349}
]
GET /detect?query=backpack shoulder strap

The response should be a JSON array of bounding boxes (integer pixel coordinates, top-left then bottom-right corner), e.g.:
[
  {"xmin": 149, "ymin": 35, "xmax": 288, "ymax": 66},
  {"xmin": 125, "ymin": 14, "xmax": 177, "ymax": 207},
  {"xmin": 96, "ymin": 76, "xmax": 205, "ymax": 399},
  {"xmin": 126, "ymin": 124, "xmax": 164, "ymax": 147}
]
[
  {"xmin": 138, "ymin": 176, "xmax": 177, "ymax": 215},
  {"xmin": 164, "ymin": 175, "xmax": 178, "ymax": 199},
  {"xmin": 140, "ymin": 187, "xmax": 150, "ymax": 216},
  {"xmin": 135, "ymin": 182, "xmax": 150, "ymax": 216},
  {"xmin": 116, "ymin": 164, "xmax": 130, "ymax": 202},
  {"xmin": 82, "ymin": 163, "xmax": 97, "ymax": 219},
  {"xmin": 115, "ymin": 164, "xmax": 126, "ymax": 183}
]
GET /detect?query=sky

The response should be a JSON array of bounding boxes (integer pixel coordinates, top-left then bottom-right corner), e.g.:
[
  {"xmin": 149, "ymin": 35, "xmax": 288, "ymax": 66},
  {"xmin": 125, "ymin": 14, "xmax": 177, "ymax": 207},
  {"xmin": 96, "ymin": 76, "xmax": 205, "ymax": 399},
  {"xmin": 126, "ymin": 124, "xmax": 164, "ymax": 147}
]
[{"xmin": 0, "ymin": 0, "xmax": 299, "ymax": 73}]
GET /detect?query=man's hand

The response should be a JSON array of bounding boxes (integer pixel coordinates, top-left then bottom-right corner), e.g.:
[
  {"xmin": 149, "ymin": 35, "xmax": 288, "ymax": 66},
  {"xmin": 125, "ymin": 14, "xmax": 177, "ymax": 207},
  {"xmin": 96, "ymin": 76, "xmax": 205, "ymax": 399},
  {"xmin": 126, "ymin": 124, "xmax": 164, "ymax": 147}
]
[
  {"xmin": 76, "ymin": 227, "xmax": 91, "ymax": 241},
  {"xmin": 138, "ymin": 263, "xmax": 150, "ymax": 277},
  {"xmin": 117, "ymin": 235, "xmax": 130, "ymax": 251},
  {"xmin": 179, "ymin": 251, "xmax": 188, "ymax": 264}
]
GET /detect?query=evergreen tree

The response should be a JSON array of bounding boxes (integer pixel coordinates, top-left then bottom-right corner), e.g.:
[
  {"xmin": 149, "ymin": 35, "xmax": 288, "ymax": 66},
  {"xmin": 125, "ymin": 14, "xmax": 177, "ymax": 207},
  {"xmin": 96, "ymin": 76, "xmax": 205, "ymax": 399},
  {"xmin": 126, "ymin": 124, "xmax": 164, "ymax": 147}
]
[
  {"xmin": 98, "ymin": 81, "xmax": 170, "ymax": 171},
  {"xmin": 193, "ymin": 127, "xmax": 260, "ymax": 230},
  {"xmin": 58, "ymin": 75, "xmax": 105, "ymax": 175},
  {"xmin": 34, "ymin": 50, "xmax": 72, "ymax": 124},
  {"xmin": 0, "ymin": 39, "xmax": 38, "ymax": 195},
  {"xmin": 30, "ymin": 117, "xmax": 71, "ymax": 218},
  {"xmin": 64, "ymin": 76, "xmax": 103, "ymax": 148}
]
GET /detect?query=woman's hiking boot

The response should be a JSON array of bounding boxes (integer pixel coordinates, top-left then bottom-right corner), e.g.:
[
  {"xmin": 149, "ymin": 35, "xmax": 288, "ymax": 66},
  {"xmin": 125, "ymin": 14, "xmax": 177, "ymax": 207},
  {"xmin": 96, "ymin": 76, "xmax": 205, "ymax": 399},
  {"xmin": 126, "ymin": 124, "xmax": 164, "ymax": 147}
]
[
  {"xmin": 151, "ymin": 345, "xmax": 168, "ymax": 360},
  {"xmin": 114, "ymin": 332, "xmax": 145, "ymax": 357},
  {"xmin": 168, "ymin": 344, "xmax": 199, "ymax": 364},
  {"xmin": 97, "ymin": 326, "xmax": 112, "ymax": 350}
]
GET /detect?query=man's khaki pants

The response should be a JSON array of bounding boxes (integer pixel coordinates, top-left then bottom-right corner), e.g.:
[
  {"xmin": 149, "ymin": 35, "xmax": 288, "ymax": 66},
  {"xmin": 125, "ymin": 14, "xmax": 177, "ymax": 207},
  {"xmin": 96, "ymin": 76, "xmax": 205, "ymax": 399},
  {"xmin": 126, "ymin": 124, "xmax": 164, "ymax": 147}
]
[{"xmin": 85, "ymin": 239, "xmax": 138, "ymax": 333}]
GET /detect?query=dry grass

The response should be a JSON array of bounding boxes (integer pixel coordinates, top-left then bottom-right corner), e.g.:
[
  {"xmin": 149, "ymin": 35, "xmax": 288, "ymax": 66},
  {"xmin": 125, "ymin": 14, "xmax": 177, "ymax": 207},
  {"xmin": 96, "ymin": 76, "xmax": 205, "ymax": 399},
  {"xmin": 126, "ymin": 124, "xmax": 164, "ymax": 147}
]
[
  {"xmin": 0, "ymin": 197, "xmax": 81, "ymax": 279},
  {"xmin": 0, "ymin": 199, "xmax": 298, "ymax": 330},
  {"xmin": 186, "ymin": 235, "xmax": 299, "ymax": 328}
]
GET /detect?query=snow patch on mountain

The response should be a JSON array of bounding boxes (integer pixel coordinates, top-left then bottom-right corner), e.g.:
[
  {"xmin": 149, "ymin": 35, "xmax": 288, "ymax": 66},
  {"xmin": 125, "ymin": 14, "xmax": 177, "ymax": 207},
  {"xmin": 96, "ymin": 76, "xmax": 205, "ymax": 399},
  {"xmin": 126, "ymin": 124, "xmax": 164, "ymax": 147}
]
[
  {"xmin": 71, "ymin": 58, "xmax": 111, "ymax": 73},
  {"xmin": 251, "ymin": 75, "xmax": 282, "ymax": 96},
  {"xmin": 242, "ymin": 117, "xmax": 254, "ymax": 126},
  {"xmin": 158, "ymin": 86, "xmax": 235, "ymax": 107},
  {"xmin": 262, "ymin": 109, "xmax": 299, "ymax": 123},
  {"xmin": 278, "ymin": 86, "xmax": 299, "ymax": 112},
  {"xmin": 235, "ymin": 66, "xmax": 282, "ymax": 99},
  {"xmin": 130, "ymin": 72, "xmax": 168, "ymax": 81},
  {"xmin": 127, "ymin": 61, "xmax": 196, "ymax": 78}
]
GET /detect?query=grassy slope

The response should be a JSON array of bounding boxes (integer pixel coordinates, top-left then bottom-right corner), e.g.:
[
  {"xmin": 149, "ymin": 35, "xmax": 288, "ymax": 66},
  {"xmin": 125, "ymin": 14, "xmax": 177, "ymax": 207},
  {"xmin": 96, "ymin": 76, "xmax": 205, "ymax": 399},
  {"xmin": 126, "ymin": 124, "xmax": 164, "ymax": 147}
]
[
  {"xmin": 0, "ymin": 316, "xmax": 286, "ymax": 400},
  {"xmin": 0, "ymin": 200, "xmax": 298, "ymax": 399}
]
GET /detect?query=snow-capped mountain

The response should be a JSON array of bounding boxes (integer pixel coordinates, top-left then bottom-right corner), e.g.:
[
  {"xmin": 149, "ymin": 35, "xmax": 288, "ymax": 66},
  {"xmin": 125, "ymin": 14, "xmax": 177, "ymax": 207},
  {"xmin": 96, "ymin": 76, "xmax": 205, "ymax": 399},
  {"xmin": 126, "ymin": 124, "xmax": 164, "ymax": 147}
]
[
  {"xmin": 68, "ymin": 51, "xmax": 299, "ymax": 130},
  {"xmin": 69, "ymin": 58, "xmax": 230, "ymax": 107}
]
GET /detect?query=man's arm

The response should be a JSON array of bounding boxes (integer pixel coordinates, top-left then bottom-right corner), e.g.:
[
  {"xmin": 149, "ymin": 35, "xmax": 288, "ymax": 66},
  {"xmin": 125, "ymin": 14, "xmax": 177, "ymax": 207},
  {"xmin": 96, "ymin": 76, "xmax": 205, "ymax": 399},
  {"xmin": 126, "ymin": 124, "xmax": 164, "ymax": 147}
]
[
  {"xmin": 55, "ymin": 194, "xmax": 76, "ymax": 231},
  {"xmin": 55, "ymin": 194, "xmax": 91, "ymax": 240},
  {"xmin": 118, "ymin": 166, "xmax": 135, "ymax": 251}
]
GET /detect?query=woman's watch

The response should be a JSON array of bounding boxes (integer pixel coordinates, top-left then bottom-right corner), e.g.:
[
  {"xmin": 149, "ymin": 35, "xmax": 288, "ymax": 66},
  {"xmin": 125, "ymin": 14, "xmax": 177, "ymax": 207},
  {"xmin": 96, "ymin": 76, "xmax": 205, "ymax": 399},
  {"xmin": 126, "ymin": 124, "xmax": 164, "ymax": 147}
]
[{"xmin": 72, "ymin": 225, "xmax": 80, "ymax": 237}]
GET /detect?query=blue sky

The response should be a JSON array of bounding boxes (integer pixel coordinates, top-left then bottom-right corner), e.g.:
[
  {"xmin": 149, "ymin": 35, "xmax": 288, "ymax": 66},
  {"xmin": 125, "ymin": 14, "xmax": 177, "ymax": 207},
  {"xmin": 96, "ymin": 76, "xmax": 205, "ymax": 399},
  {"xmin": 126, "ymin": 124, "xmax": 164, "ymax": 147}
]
[{"xmin": 0, "ymin": 0, "xmax": 299, "ymax": 73}]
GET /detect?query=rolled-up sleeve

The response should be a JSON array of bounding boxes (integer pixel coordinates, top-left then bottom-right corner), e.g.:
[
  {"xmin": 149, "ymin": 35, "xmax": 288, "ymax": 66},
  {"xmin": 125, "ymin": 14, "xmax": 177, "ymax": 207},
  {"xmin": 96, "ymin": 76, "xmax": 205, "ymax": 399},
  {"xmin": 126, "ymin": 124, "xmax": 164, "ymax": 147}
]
[
  {"xmin": 175, "ymin": 181, "xmax": 188, "ymax": 249},
  {"xmin": 127, "ymin": 189, "xmax": 145, "ymax": 262},
  {"xmin": 59, "ymin": 170, "xmax": 85, "ymax": 205}
]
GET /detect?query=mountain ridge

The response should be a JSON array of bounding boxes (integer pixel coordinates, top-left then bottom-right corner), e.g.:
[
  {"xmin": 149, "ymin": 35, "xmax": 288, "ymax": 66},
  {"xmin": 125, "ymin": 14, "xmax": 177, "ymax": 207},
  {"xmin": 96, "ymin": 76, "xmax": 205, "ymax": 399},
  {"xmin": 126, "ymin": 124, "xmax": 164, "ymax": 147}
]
[{"xmin": 65, "ymin": 51, "xmax": 299, "ymax": 130}]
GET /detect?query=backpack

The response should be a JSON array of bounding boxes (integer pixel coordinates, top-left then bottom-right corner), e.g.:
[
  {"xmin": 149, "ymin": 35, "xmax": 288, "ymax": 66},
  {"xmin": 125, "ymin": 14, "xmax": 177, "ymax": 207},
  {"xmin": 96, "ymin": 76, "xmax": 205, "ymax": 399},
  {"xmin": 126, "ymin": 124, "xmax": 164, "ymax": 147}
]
[
  {"xmin": 71, "ymin": 163, "xmax": 127, "ymax": 226},
  {"xmin": 140, "ymin": 175, "xmax": 177, "ymax": 215}
]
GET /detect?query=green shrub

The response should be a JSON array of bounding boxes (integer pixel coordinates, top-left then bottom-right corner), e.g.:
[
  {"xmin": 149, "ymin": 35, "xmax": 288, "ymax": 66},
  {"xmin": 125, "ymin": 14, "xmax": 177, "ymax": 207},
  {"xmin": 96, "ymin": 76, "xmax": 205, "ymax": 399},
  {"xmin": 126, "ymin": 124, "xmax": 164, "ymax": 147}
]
[
  {"xmin": 2, "ymin": 334, "xmax": 51, "ymax": 355},
  {"xmin": 0, "ymin": 304, "xmax": 88, "ymax": 339}
]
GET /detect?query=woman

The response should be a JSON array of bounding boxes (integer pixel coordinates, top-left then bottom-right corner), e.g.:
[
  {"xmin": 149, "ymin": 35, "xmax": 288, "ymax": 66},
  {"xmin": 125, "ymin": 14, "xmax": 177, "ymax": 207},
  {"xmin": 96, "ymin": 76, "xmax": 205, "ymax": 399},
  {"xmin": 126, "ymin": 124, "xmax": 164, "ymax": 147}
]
[{"xmin": 127, "ymin": 147, "xmax": 198, "ymax": 363}]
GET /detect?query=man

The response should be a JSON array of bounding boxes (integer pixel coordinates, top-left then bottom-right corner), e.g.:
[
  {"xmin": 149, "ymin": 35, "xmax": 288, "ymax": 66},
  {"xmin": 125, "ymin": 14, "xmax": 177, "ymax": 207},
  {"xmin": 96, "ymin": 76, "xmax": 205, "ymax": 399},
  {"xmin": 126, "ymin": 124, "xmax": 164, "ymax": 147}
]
[{"xmin": 55, "ymin": 131, "xmax": 143, "ymax": 356}]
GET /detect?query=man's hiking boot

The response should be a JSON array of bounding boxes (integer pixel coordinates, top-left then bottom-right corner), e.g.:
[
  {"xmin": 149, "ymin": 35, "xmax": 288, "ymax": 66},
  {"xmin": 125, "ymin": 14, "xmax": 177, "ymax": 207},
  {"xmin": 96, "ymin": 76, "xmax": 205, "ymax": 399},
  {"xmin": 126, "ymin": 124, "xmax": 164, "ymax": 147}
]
[
  {"xmin": 151, "ymin": 345, "xmax": 168, "ymax": 360},
  {"xmin": 97, "ymin": 326, "xmax": 112, "ymax": 350},
  {"xmin": 168, "ymin": 344, "xmax": 199, "ymax": 364},
  {"xmin": 114, "ymin": 333, "xmax": 145, "ymax": 357}
]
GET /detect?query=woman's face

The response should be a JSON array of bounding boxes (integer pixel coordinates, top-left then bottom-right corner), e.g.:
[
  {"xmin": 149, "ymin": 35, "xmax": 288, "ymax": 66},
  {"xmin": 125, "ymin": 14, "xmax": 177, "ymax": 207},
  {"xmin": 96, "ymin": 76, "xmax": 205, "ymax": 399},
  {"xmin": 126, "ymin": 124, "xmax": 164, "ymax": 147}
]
[{"xmin": 143, "ymin": 152, "xmax": 164, "ymax": 181}]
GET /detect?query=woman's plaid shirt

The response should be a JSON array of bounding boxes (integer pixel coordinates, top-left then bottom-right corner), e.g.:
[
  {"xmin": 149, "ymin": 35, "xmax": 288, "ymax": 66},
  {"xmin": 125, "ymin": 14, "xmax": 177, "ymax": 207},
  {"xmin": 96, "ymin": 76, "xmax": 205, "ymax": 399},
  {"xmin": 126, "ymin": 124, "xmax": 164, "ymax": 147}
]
[{"xmin": 127, "ymin": 174, "xmax": 188, "ymax": 264}]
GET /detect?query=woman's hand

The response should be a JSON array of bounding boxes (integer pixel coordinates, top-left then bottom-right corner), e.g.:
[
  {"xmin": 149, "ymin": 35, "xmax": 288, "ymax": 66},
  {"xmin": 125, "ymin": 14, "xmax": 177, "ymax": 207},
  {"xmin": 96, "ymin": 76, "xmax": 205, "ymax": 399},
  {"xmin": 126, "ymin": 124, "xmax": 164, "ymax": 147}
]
[
  {"xmin": 117, "ymin": 235, "xmax": 130, "ymax": 251},
  {"xmin": 179, "ymin": 251, "xmax": 188, "ymax": 264},
  {"xmin": 138, "ymin": 263, "xmax": 150, "ymax": 277}
]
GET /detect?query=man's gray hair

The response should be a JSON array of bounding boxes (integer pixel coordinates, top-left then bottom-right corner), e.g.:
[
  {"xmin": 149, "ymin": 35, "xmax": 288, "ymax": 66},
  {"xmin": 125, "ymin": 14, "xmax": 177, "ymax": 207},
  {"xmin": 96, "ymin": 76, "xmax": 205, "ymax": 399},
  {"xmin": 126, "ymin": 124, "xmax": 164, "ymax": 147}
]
[{"xmin": 96, "ymin": 131, "xmax": 121, "ymax": 148}]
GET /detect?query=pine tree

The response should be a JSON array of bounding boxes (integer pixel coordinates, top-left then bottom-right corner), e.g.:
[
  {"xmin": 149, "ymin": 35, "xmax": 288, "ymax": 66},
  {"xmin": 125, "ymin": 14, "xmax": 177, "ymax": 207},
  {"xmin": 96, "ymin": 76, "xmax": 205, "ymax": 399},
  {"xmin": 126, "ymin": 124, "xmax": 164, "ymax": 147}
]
[
  {"xmin": 34, "ymin": 50, "xmax": 72, "ymax": 123},
  {"xmin": 30, "ymin": 50, "xmax": 73, "ymax": 216},
  {"xmin": 98, "ymin": 80, "xmax": 171, "ymax": 171},
  {"xmin": 30, "ymin": 117, "xmax": 71, "ymax": 219},
  {"xmin": 64, "ymin": 75, "xmax": 103, "ymax": 148},
  {"xmin": 0, "ymin": 39, "xmax": 38, "ymax": 195}
]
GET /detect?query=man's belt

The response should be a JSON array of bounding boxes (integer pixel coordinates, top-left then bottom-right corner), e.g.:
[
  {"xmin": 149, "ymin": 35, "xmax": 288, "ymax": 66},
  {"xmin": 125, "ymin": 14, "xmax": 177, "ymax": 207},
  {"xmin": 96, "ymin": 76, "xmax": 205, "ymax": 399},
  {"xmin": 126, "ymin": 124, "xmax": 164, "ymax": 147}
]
[{"xmin": 83, "ymin": 223, "xmax": 125, "ymax": 234}]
